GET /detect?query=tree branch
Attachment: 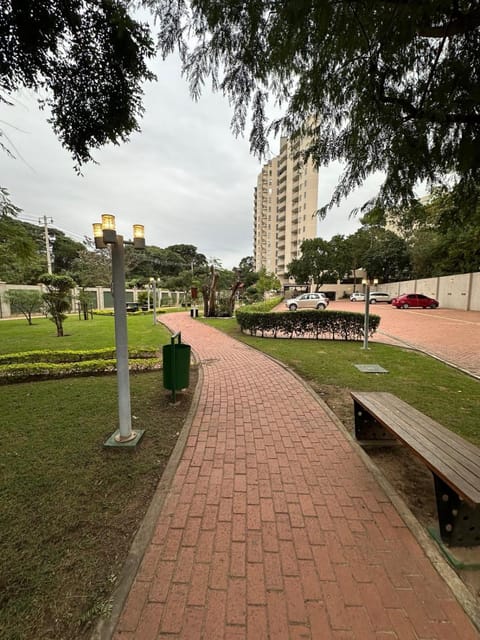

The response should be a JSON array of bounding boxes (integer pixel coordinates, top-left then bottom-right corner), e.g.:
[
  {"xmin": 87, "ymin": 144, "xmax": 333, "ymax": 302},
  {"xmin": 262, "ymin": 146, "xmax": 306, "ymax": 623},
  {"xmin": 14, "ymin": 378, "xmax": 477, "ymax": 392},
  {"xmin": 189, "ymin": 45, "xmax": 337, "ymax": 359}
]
[{"xmin": 417, "ymin": 8, "xmax": 480, "ymax": 37}]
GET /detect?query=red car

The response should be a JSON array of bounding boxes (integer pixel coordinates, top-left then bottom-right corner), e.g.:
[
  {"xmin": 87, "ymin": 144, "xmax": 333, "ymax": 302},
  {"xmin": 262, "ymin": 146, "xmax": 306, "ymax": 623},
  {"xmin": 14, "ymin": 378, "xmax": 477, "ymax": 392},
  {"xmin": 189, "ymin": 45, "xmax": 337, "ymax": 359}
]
[{"xmin": 391, "ymin": 293, "xmax": 439, "ymax": 309}]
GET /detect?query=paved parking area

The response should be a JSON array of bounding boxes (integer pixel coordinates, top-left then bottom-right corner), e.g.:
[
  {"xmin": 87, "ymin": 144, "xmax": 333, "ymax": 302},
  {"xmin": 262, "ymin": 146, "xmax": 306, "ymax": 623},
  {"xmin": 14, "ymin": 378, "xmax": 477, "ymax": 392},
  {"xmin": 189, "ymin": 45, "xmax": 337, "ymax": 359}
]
[{"xmin": 331, "ymin": 301, "xmax": 480, "ymax": 378}]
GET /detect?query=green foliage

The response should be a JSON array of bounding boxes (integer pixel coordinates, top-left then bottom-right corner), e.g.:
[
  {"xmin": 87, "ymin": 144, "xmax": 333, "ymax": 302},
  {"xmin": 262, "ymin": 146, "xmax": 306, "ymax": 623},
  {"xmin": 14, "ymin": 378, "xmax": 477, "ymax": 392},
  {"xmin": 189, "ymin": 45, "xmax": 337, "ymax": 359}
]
[
  {"xmin": 5, "ymin": 289, "xmax": 43, "ymax": 325},
  {"xmin": 1, "ymin": 1, "xmax": 155, "ymax": 166},
  {"xmin": 152, "ymin": 0, "xmax": 480, "ymax": 213},
  {"xmin": 406, "ymin": 186, "xmax": 480, "ymax": 277},
  {"xmin": 39, "ymin": 273, "xmax": 76, "ymax": 337},
  {"xmin": 0, "ymin": 357, "xmax": 161, "ymax": 384},
  {"xmin": 0, "ymin": 347, "xmax": 158, "ymax": 365},
  {"xmin": 361, "ymin": 228, "xmax": 411, "ymax": 282},
  {"xmin": 287, "ymin": 238, "xmax": 334, "ymax": 288},
  {"xmin": 239, "ymin": 296, "xmax": 283, "ymax": 313},
  {"xmin": 255, "ymin": 268, "xmax": 281, "ymax": 294},
  {"xmin": 0, "ymin": 200, "xmax": 39, "ymax": 282},
  {"xmin": 0, "ymin": 347, "xmax": 160, "ymax": 383},
  {"xmin": 236, "ymin": 309, "xmax": 380, "ymax": 341}
]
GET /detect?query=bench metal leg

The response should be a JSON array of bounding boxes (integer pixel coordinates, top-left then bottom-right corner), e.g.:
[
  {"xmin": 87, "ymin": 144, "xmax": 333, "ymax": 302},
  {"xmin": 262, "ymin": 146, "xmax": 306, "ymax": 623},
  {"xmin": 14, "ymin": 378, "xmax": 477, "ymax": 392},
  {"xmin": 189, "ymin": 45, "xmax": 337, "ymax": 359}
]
[
  {"xmin": 433, "ymin": 475, "xmax": 480, "ymax": 547},
  {"xmin": 353, "ymin": 401, "xmax": 397, "ymax": 443}
]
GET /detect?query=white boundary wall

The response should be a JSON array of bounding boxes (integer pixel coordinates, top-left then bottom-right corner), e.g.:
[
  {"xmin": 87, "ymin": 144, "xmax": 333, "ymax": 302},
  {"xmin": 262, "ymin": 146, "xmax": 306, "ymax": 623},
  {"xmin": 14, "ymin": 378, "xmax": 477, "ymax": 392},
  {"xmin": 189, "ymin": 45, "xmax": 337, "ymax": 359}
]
[
  {"xmin": 0, "ymin": 283, "xmax": 187, "ymax": 319},
  {"xmin": 361, "ymin": 272, "xmax": 480, "ymax": 311}
]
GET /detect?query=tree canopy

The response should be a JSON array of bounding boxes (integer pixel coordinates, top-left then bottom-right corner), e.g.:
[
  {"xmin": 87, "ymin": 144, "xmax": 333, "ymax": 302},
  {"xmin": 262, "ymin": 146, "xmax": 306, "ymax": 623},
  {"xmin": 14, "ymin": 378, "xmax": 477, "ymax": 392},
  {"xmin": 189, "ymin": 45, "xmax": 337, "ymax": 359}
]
[
  {"xmin": 152, "ymin": 0, "xmax": 480, "ymax": 213},
  {"xmin": 1, "ymin": 0, "xmax": 155, "ymax": 166}
]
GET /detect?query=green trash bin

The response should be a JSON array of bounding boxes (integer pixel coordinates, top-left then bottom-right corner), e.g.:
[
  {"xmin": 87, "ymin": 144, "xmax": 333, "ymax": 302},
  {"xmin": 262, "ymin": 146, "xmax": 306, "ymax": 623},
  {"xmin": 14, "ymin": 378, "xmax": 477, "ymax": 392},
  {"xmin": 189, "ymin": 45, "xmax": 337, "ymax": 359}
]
[{"xmin": 163, "ymin": 333, "xmax": 191, "ymax": 391}]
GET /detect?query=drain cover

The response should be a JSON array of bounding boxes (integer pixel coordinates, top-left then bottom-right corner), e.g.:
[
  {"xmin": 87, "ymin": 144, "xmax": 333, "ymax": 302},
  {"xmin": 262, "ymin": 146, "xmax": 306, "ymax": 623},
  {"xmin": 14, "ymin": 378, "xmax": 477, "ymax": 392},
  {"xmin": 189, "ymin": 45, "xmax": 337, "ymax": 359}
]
[{"xmin": 355, "ymin": 364, "xmax": 389, "ymax": 373}]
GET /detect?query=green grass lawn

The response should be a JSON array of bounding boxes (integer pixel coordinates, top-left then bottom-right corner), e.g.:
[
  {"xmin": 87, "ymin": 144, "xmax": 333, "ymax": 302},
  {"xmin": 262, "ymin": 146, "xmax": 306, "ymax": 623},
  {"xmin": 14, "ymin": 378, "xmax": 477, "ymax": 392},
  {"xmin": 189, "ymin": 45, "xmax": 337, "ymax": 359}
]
[
  {"xmin": 0, "ymin": 313, "xmax": 172, "ymax": 354},
  {"xmin": 0, "ymin": 312, "xmax": 192, "ymax": 639},
  {"xmin": 202, "ymin": 318, "xmax": 480, "ymax": 445}
]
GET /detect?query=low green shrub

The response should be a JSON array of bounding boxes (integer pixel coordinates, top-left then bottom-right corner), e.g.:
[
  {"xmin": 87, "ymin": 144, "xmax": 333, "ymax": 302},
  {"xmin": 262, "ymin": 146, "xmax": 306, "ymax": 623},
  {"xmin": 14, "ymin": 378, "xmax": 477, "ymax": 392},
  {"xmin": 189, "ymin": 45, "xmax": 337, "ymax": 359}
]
[
  {"xmin": 235, "ymin": 309, "xmax": 380, "ymax": 340},
  {"xmin": 0, "ymin": 358, "xmax": 162, "ymax": 384},
  {"xmin": 0, "ymin": 348, "xmax": 161, "ymax": 383},
  {"xmin": 238, "ymin": 296, "xmax": 283, "ymax": 314},
  {"xmin": 0, "ymin": 348, "xmax": 158, "ymax": 365}
]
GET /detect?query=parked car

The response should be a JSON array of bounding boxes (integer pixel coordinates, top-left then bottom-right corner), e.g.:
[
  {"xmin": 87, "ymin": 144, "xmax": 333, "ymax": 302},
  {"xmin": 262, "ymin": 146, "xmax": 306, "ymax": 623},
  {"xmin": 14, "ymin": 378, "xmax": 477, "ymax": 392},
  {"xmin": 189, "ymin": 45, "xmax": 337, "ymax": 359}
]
[
  {"xmin": 368, "ymin": 291, "xmax": 392, "ymax": 304},
  {"xmin": 350, "ymin": 292, "xmax": 365, "ymax": 302},
  {"xmin": 285, "ymin": 292, "xmax": 329, "ymax": 311},
  {"xmin": 391, "ymin": 293, "xmax": 439, "ymax": 309},
  {"xmin": 126, "ymin": 302, "xmax": 139, "ymax": 312}
]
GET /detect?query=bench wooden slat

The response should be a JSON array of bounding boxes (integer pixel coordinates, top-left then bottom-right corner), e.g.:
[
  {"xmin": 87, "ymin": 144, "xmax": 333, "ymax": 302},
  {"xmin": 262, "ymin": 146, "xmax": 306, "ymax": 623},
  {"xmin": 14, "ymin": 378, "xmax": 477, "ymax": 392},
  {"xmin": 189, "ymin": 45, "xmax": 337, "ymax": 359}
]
[
  {"xmin": 358, "ymin": 393, "xmax": 480, "ymax": 478},
  {"xmin": 351, "ymin": 392, "xmax": 480, "ymax": 505},
  {"xmin": 362, "ymin": 392, "xmax": 480, "ymax": 467}
]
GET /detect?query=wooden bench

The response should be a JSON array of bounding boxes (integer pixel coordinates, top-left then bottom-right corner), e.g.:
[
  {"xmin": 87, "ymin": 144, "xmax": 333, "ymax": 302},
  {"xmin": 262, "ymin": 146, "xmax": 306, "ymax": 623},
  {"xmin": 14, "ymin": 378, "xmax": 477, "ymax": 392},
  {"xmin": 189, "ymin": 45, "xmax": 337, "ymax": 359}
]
[{"xmin": 351, "ymin": 391, "xmax": 480, "ymax": 547}]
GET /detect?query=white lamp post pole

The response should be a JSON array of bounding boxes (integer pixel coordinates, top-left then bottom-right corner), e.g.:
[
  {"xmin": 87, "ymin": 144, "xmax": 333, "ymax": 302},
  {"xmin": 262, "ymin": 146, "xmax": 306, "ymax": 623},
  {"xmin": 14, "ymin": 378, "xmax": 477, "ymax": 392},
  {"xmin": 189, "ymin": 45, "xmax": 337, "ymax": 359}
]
[
  {"xmin": 362, "ymin": 277, "xmax": 378, "ymax": 350},
  {"xmin": 111, "ymin": 236, "xmax": 134, "ymax": 440},
  {"xmin": 150, "ymin": 277, "xmax": 158, "ymax": 325},
  {"xmin": 93, "ymin": 214, "xmax": 145, "ymax": 447}
]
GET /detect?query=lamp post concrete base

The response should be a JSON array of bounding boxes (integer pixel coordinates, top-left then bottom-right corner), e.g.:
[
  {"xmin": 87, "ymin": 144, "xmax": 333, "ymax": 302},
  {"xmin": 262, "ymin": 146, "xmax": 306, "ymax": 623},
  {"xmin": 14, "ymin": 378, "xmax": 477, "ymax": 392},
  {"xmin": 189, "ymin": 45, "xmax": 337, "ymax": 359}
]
[{"xmin": 103, "ymin": 429, "xmax": 145, "ymax": 448}]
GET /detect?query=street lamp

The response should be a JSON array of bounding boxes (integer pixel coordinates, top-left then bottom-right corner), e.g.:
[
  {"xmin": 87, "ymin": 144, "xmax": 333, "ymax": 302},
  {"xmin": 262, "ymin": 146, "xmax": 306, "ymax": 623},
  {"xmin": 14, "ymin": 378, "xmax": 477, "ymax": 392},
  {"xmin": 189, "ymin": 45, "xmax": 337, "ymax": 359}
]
[
  {"xmin": 149, "ymin": 277, "xmax": 161, "ymax": 325},
  {"xmin": 361, "ymin": 277, "xmax": 378, "ymax": 350},
  {"xmin": 93, "ymin": 213, "xmax": 145, "ymax": 446}
]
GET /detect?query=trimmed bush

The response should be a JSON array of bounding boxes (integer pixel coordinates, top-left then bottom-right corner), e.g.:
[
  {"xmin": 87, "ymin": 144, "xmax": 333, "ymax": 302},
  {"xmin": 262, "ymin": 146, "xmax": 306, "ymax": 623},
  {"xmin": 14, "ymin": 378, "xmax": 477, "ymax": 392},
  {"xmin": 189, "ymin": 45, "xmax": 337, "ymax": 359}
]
[
  {"xmin": 0, "ymin": 348, "xmax": 158, "ymax": 365},
  {"xmin": 238, "ymin": 296, "xmax": 283, "ymax": 314},
  {"xmin": 0, "ymin": 347, "xmax": 162, "ymax": 384},
  {"xmin": 236, "ymin": 309, "xmax": 380, "ymax": 340},
  {"xmin": 0, "ymin": 358, "xmax": 162, "ymax": 384}
]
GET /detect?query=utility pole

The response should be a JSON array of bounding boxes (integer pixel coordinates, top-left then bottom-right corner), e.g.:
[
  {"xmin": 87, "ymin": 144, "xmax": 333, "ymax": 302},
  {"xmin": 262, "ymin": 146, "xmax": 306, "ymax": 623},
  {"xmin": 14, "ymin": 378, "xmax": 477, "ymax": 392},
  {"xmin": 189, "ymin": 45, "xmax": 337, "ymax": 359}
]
[{"xmin": 39, "ymin": 215, "xmax": 54, "ymax": 274}]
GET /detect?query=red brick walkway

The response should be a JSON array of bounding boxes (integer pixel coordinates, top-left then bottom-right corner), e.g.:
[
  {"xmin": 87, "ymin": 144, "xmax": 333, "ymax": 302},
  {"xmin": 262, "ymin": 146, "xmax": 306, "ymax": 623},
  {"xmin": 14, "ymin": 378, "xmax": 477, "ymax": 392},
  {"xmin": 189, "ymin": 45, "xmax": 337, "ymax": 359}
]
[{"xmin": 112, "ymin": 313, "xmax": 479, "ymax": 639}]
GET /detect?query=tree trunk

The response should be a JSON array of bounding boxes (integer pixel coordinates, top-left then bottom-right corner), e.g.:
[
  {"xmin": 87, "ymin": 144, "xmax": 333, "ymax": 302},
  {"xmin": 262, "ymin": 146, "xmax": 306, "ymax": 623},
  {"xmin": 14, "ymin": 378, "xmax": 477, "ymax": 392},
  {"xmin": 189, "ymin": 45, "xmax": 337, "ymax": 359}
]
[
  {"xmin": 228, "ymin": 280, "xmax": 242, "ymax": 316},
  {"xmin": 201, "ymin": 284, "xmax": 210, "ymax": 317},
  {"xmin": 208, "ymin": 268, "xmax": 219, "ymax": 317}
]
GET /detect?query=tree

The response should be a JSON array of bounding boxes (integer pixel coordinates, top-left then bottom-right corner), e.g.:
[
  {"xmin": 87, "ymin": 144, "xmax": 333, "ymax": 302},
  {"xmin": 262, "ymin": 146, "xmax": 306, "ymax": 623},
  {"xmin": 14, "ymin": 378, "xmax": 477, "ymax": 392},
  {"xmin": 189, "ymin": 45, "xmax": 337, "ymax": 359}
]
[
  {"xmin": 5, "ymin": 289, "xmax": 43, "ymax": 325},
  {"xmin": 255, "ymin": 268, "xmax": 281, "ymax": 296},
  {"xmin": 39, "ymin": 274, "xmax": 75, "ymax": 337},
  {"xmin": 384, "ymin": 184, "xmax": 480, "ymax": 277},
  {"xmin": 236, "ymin": 256, "xmax": 258, "ymax": 288},
  {"xmin": 1, "ymin": 1, "xmax": 155, "ymax": 167},
  {"xmin": 70, "ymin": 247, "xmax": 112, "ymax": 287},
  {"xmin": 152, "ymin": 0, "xmax": 480, "ymax": 215},
  {"xmin": 287, "ymin": 239, "xmax": 332, "ymax": 290},
  {"xmin": 327, "ymin": 235, "xmax": 353, "ymax": 283},
  {"xmin": 0, "ymin": 189, "xmax": 37, "ymax": 282},
  {"xmin": 362, "ymin": 229, "xmax": 410, "ymax": 283}
]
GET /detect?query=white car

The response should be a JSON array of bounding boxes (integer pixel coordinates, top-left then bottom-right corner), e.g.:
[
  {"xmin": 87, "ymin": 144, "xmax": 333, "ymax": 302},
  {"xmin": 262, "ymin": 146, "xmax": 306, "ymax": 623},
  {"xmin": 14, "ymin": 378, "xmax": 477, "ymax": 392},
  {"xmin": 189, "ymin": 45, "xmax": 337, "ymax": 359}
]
[
  {"xmin": 368, "ymin": 291, "xmax": 392, "ymax": 304},
  {"xmin": 285, "ymin": 292, "xmax": 329, "ymax": 311},
  {"xmin": 350, "ymin": 292, "xmax": 365, "ymax": 302}
]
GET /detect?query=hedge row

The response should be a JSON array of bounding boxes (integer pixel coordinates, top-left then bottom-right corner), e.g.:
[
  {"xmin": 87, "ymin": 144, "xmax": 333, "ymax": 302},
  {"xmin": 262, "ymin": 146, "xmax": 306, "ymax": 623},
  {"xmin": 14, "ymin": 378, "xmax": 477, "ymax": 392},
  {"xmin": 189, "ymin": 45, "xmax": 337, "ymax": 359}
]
[
  {"xmin": 0, "ymin": 348, "xmax": 158, "ymax": 365},
  {"xmin": 238, "ymin": 296, "xmax": 283, "ymax": 313},
  {"xmin": 235, "ymin": 309, "xmax": 380, "ymax": 340},
  {"xmin": 0, "ymin": 348, "xmax": 161, "ymax": 384},
  {"xmin": 0, "ymin": 358, "xmax": 162, "ymax": 384}
]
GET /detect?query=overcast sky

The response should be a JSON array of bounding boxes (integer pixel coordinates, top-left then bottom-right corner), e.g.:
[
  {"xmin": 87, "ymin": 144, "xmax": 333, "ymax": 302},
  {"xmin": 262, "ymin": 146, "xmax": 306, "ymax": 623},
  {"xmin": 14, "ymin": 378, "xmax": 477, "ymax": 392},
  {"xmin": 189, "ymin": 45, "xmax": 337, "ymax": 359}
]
[{"xmin": 1, "ymin": 51, "xmax": 384, "ymax": 270}]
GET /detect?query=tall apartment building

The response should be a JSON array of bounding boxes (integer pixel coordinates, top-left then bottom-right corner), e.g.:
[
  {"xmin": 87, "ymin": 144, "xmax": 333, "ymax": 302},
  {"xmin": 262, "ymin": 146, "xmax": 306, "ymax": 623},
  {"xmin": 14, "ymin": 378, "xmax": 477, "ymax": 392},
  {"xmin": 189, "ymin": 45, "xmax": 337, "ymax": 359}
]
[{"xmin": 253, "ymin": 135, "xmax": 319, "ymax": 282}]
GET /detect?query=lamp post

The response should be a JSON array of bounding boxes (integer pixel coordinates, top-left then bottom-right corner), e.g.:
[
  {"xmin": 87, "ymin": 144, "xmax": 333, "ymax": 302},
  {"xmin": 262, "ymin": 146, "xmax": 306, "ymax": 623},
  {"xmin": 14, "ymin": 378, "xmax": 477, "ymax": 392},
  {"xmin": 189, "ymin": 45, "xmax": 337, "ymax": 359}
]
[
  {"xmin": 93, "ymin": 214, "xmax": 145, "ymax": 446},
  {"xmin": 149, "ymin": 277, "xmax": 160, "ymax": 325},
  {"xmin": 361, "ymin": 277, "xmax": 378, "ymax": 350}
]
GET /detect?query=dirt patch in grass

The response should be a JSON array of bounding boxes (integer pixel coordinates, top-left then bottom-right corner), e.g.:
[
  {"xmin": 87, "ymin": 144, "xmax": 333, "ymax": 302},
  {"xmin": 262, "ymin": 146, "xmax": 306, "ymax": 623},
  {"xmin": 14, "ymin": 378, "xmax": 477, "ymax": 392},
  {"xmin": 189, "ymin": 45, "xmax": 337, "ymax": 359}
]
[
  {"xmin": 0, "ymin": 368, "xmax": 198, "ymax": 640},
  {"xmin": 314, "ymin": 382, "xmax": 480, "ymax": 603}
]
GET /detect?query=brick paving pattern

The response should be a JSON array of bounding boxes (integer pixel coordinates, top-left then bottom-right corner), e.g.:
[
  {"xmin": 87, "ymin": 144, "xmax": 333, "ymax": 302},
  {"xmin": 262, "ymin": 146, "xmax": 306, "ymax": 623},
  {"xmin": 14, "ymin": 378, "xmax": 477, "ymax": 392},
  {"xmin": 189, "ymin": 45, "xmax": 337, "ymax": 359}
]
[{"xmin": 112, "ymin": 313, "xmax": 479, "ymax": 639}]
